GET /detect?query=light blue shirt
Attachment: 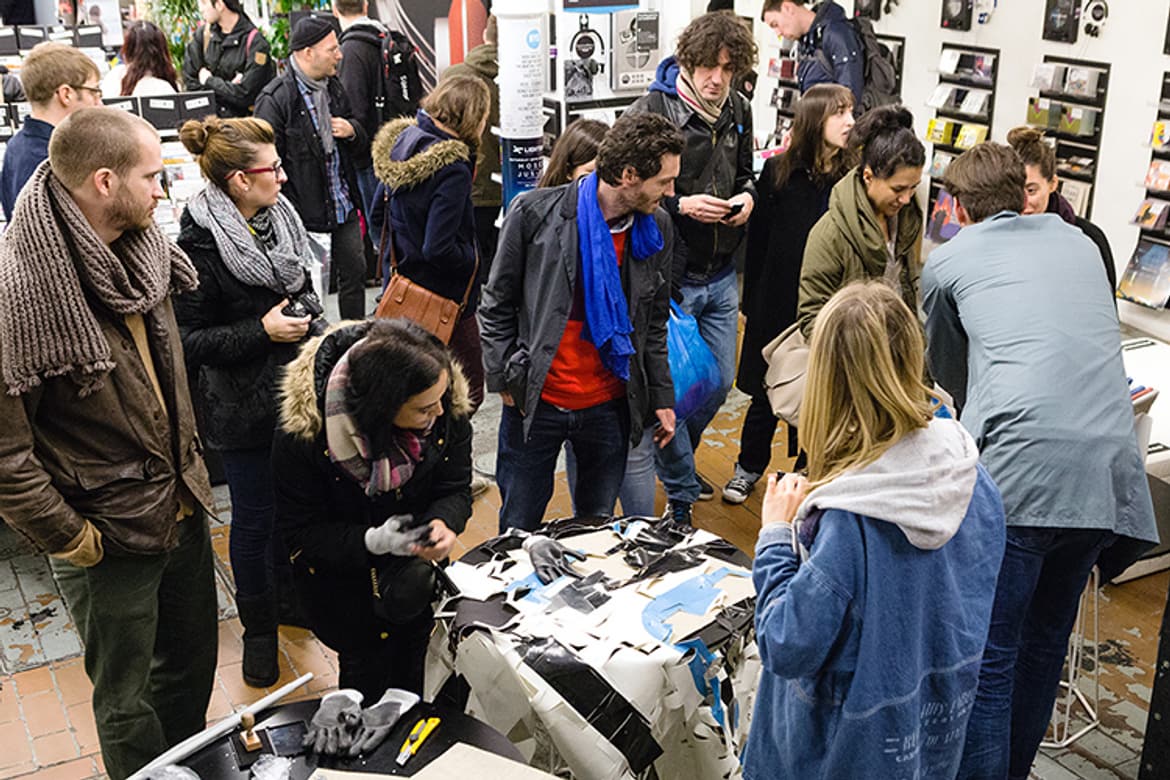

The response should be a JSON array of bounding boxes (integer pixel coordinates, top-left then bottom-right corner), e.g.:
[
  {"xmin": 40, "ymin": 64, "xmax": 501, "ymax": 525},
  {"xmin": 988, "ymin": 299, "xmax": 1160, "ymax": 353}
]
[{"xmin": 923, "ymin": 211, "xmax": 1157, "ymax": 542}]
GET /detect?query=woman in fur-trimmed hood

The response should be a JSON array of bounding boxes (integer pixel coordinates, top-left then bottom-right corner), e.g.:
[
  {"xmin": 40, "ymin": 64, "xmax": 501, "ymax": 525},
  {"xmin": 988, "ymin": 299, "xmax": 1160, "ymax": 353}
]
[
  {"xmin": 371, "ymin": 72, "xmax": 491, "ymax": 410},
  {"xmin": 271, "ymin": 318, "xmax": 473, "ymax": 702}
]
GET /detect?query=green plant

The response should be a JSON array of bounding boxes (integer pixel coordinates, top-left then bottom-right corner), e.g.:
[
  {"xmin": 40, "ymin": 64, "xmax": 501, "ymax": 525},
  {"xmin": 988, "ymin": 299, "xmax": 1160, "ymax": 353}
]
[{"xmin": 147, "ymin": 0, "xmax": 200, "ymax": 73}]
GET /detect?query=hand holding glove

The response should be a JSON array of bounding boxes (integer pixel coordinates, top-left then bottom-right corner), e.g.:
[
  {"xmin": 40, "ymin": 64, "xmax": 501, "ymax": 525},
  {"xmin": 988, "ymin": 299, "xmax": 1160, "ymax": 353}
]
[
  {"xmin": 303, "ymin": 689, "xmax": 363, "ymax": 755},
  {"xmin": 347, "ymin": 688, "xmax": 420, "ymax": 756},
  {"xmin": 523, "ymin": 536, "xmax": 585, "ymax": 585},
  {"xmin": 364, "ymin": 514, "xmax": 433, "ymax": 557}
]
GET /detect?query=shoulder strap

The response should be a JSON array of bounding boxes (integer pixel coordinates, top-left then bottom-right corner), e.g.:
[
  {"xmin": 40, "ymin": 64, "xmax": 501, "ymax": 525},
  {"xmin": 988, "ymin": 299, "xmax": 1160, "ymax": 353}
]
[
  {"xmin": 380, "ymin": 189, "xmax": 479, "ymax": 311},
  {"xmin": 245, "ymin": 28, "xmax": 258, "ymax": 53},
  {"xmin": 202, "ymin": 24, "xmax": 210, "ymax": 54}
]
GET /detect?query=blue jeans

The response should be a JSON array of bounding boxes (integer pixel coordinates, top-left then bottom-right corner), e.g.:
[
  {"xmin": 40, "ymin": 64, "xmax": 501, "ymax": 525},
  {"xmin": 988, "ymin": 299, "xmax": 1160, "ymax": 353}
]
[
  {"xmin": 220, "ymin": 447, "xmax": 275, "ymax": 598},
  {"xmin": 496, "ymin": 399, "xmax": 630, "ymax": 533},
  {"xmin": 355, "ymin": 165, "xmax": 379, "ymax": 222},
  {"xmin": 566, "ymin": 427, "xmax": 657, "ymax": 517},
  {"xmin": 958, "ymin": 527, "xmax": 1115, "ymax": 780},
  {"xmin": 654, "ymin": 270, "xmax": 739, "ymax": 504}
]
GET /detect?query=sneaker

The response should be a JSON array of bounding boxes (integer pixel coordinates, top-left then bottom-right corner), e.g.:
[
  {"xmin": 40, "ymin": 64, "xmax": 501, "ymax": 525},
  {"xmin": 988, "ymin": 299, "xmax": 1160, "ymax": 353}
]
[
  {"xmin": 663, "ymin": 500, "xmax": 693, "ymax": 527},
  {"xmin": 722, "ymin": 473, "xmax": 758, "ymax": 504},
  {"xmin": 696, "ymin": 475, "xmax": 715, "ymax": 501},
  {"xmin": 471, "ymin": 473, "xmax": 492, "ymax": 500}
]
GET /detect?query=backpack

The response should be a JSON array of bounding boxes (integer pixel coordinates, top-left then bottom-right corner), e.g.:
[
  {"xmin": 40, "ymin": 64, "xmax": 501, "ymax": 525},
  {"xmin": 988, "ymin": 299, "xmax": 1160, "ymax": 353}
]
[
  {"xmin": 376, "ymin": 29, "xmax": 423, "ymax": 122},
  {"xmin": 848, "ymin": 16, "xmax": 900, "ymax": 111},
  {"xmin": 815, "ymin": 16, "xmax": 900, "ymax": 112}
]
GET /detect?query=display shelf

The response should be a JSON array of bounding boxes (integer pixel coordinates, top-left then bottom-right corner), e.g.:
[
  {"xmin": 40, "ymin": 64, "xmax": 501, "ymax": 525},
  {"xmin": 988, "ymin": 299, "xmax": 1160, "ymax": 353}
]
[
  {"xmin": 1131, "ymin": 74, "xmax": 1170, "ymax": 252},
  {"xmin": 925, "ymin": 43, "xmax": 999, "ymax": 231},
  {"xmin": 1026, "ymin": 54, "xmax": 1111, "ymax": 220}
]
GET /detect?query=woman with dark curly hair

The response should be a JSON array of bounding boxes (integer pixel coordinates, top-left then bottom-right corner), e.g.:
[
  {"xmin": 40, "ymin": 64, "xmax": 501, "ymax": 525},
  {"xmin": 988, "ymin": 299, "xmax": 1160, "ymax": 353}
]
[{"xmin": 100, "ymin": 21, "xmax": 179, "ymax": 98}]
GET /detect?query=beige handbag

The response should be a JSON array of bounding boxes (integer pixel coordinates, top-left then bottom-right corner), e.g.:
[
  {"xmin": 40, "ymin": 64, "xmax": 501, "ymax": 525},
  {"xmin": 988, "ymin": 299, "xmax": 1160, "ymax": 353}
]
[{"xmin": 761, "ymin": 323, "xmax": 809, "ymax": 427}]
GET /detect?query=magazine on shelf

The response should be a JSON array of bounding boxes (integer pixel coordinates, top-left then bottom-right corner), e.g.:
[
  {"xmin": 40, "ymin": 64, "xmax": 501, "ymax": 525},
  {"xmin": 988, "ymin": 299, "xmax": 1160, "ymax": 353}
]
[
  {"xmin": 1118, "ymin": 239, "xmax": 1170, "ymax": 309},
  {"xmin": 955, "ymin": 123, "xmax": 988, "ymax": 150},
  {"xmin": 927, "ymin": 189, "xmax": 962, "ymax": 244},
  {"xmin": 1152, "ymin": 120, "xmax": 1170, "ymax": 150},
  {"xmin": 1146, "ymin": 159, "xmax": 1170, "ymax": 192},
  {"xmin": 1059, "ymin": 179, "xmax": 1092, "ymax": 217},
  {"xmin": 1063, "ymin": 66, "xmax": 1099, "ymax": 98},
  {"xmin": 1133, "ymin": 199, "xmax": 1170, "ymax": 231},
  {"xmin": 927, "ymin": 84, "xmax": 954, "ymax": 109},
  {"xmin": 959, "ymin": 90, "xmax": 989, "ymax": 116},
  {"xmin": 930, "ymin": 150, "xmax": 956, "ymax": 178},
  {"xmin": 926, "ymin": 117, "xmax": 956, "ymax": 145}
]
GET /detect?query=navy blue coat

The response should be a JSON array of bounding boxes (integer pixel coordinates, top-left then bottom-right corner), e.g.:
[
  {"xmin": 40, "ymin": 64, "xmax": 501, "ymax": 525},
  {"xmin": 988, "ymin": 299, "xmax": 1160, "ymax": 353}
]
[
  {"xmin": 797, "ymin": 1, "xmax": 864, "ymax": 108},
  {"xmin": 0, "ymin": 118, "xmax": 51, "ymax": 221}
]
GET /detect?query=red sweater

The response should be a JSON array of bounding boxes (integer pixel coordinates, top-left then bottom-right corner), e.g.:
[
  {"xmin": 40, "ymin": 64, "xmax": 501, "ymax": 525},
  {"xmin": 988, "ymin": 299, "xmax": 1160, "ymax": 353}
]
[{"xmin": 541, "ymin": 231, "xmax": 628, "ymax": 410}]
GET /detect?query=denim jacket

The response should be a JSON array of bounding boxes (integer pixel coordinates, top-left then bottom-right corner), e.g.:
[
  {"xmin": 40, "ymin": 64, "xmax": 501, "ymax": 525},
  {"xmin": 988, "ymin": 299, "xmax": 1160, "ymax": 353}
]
[{"xmin": 742, "ymin": 419, "xmax": 1006, "ymax": 779}]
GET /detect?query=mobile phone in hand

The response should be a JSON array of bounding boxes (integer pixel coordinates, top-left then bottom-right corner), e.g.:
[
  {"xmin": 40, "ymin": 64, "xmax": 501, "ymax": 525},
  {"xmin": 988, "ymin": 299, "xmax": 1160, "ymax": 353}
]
[{"xmin": 723, "ymin": 202, "xmax": 744, "ymax": 221}]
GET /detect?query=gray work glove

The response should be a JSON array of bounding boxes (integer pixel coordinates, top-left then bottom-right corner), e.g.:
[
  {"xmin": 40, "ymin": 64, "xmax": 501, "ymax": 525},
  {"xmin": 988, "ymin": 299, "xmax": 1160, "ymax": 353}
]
[
  {"xmin": 523, "ymin": 536, "xmax": 585, "ymax": 585},
  {"xmin": 364, "ymin": 514, "xmax": 432, "ymax": 556},
  {"xmin": 347, "ymin": 690, "xmax": 416, "ymax": 756},
  {"xmin": 303, "ymin": 689, "xmax": 363, "ymax": 755}
]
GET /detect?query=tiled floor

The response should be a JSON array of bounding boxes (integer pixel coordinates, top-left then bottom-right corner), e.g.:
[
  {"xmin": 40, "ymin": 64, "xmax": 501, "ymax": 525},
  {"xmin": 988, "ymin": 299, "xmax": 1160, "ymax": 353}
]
[{"xmin": 1, "ymin": 390, "xmax": 1167, "ymax": 778}]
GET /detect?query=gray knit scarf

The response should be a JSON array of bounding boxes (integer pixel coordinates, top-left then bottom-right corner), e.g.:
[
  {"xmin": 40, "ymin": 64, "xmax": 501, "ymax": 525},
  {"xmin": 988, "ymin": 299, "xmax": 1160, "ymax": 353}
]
[
  {"xmin": 289, "ymin": 55, "xmax": 335, "ymax": 156},
  {"xmin": 0, "ymin": 160, "xmax": 198, "ymax": 396},
  {"xmin": 186, "ymin": 184, "xmax": 311, "ymax": 295}
]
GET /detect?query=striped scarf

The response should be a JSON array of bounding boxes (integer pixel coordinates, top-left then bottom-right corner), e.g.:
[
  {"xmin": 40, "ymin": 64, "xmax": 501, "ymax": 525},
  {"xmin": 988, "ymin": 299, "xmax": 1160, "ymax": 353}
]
[{"xmin": 323, "ymin": 343, "xmax": 423, "ymax": 496}]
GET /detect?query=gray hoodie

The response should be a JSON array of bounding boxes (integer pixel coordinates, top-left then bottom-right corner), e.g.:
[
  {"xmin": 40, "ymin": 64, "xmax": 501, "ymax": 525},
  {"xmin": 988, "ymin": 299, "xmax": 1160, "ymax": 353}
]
[{"xmin": 794, "ymin": 417, "xmax": 980, "ymax": 553}]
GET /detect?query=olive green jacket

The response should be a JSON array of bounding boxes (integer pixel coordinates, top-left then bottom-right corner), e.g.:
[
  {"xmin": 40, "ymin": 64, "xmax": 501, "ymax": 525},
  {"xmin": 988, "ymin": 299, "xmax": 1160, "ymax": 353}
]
[{"xmin": 796, "ymin": 167, "xmax": 923, "ymax": 337}]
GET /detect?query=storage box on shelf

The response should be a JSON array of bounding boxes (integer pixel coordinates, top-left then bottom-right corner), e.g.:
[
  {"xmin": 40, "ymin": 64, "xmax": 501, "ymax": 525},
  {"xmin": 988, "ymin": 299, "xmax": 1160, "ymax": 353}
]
[{"xmin": 1026, "ymin": 55, "xmax": 1110, "ymax": 220}]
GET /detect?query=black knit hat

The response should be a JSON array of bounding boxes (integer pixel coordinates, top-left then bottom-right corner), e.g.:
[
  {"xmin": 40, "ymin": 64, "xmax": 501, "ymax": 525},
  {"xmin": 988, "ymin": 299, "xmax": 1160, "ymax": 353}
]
[{"xmin": 290, "ymin": 16, "xmax": 334, "ymax": 51}]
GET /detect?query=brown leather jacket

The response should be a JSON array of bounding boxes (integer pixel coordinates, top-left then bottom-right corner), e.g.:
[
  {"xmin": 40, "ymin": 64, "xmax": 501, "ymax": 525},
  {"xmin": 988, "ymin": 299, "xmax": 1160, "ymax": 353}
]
[{"xmin": 0, "ymin": 298, "xmax": 214, "ymax": 556}]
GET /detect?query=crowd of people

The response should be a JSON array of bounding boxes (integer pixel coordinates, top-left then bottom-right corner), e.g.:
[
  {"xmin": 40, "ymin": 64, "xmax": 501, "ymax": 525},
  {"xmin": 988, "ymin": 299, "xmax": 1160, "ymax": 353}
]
[{"xmin": 0, "ymin": 2, "xmax": 1162, "ymax": 779}]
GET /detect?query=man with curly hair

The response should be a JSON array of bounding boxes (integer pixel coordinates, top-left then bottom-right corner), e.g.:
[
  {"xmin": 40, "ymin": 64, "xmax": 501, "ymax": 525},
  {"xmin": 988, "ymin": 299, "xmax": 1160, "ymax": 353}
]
[
  {"xmin": 626, "ymin": 11, "xmax": 757, "ymax": 527},
  {"xmin": 762, "ymin": 0, "xmax": 863, "ymax": 107},
  {"xmin": 480, "ymin": 113, "xmax": 682, "ymax": 532}
]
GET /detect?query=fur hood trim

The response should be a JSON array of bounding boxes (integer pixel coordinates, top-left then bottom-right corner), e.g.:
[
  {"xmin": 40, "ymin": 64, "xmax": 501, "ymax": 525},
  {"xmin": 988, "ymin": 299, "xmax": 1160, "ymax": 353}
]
[
  {"xmin": 278, "ymin": 319, "xmax": 473, "ymax": 441},
  {"xmin": 372, "ymin": 117, "xmax": 470, "ymax": 191}
]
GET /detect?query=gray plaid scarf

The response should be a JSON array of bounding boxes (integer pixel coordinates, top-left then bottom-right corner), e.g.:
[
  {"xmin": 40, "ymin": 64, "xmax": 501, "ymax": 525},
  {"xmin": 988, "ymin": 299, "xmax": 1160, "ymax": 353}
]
[{"xmin": 186, "ymin": 183, "xmax": 311, "ymax": 295}]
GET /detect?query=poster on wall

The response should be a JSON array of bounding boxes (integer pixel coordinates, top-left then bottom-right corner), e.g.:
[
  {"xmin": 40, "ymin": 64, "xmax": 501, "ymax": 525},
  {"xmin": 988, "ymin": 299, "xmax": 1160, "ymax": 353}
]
[
  {"xmin": 941, "ymin": 0, "xmax": 973, "ymax": 31},
  {"xmin": 1042, "ymin": 0, "xmax": 1080, "ymax": 44}
]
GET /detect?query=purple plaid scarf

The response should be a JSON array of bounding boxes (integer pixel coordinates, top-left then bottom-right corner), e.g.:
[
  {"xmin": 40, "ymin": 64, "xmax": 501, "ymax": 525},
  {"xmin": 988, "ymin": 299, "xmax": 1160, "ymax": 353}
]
[{"xmin": 323, "ymin": 345, "xmax": 423, "ymax": 496}]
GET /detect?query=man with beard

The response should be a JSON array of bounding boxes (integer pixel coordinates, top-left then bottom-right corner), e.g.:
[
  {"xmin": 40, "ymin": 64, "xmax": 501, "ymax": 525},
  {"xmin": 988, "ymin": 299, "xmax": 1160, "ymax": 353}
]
[
  {"xmin": 479, "ymin": 113, "xmax": 681, "ymax": 532},
  {"xmin": 0, "ymin": 108, "xmax": 218, "ymax": 780},
  {"xmin": 255, "ymin": 16, "xmax": 370, "ymax": 320}
]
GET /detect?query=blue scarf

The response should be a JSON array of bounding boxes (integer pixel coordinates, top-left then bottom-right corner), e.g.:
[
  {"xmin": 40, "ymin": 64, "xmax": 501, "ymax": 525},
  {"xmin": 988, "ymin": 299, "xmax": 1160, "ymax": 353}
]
[{"xmin": 576, "ymin": 172, "xmax": 664, "ymax": 382}]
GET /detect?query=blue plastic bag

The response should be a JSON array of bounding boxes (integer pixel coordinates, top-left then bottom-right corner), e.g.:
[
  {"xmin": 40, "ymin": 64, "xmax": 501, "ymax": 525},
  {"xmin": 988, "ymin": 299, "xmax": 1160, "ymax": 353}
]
[{"xmin": 667, "ymin": 300, "xmax": 720, "ymax": 421}]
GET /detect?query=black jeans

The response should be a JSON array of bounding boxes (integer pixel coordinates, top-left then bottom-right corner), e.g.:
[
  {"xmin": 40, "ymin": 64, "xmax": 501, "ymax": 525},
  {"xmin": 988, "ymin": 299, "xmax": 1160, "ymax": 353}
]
[
  {"xmin": 737, "ymin": 393, "xmax": 800, "ymax": 475},
  {"xmin": 336, "ymin": 611, "xmax": 434, "ymax": 702},
  {"xmin": 332, "ymin": 210, "xmax": 366, "ymax": 320}
]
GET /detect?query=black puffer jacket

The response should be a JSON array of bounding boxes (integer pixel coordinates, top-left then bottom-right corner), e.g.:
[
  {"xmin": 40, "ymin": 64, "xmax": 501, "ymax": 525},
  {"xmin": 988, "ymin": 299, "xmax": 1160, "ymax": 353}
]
[
  {"xmin": 337, "ymin": 20, "xmax": 386, "ymax": 169},
  {"xmin": 271, "ymin": 321, "xmax": 473, "ymax": 647},
  {"xmin": 181, "ymin": 15, "xmax": 275, "ymax": 117},
  {"xmin": 254, "ymin": 70, "xmax": 369, "ymax": 232},
  {"xmin": 173, "ymin": 208, "xmax": 316, "ymax": 451}
]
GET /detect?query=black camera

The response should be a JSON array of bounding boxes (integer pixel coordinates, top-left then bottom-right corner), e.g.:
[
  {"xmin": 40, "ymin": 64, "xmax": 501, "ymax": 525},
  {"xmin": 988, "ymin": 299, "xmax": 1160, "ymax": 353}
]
[{"xmin": 281, "ymin": 289, "xmax": 325, "ymax": 319}]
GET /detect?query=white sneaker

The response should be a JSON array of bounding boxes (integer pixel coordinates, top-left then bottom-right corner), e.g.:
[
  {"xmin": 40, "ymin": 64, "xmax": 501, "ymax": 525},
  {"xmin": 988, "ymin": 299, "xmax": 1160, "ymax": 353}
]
[
  {"xmin": 722, "ymin": 471, "xmax": 759, "ymax": 504},
  {"xmin": 471, "ymin": 474, "xmax": 492, "ymax": 500}
]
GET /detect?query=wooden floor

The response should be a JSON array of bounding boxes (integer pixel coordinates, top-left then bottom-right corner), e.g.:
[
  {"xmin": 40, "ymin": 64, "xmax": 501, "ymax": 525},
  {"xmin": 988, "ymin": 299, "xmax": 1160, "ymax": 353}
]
[{"xmin": 0, "ymin": 388, "xmax": 1167, "ymax": 778}]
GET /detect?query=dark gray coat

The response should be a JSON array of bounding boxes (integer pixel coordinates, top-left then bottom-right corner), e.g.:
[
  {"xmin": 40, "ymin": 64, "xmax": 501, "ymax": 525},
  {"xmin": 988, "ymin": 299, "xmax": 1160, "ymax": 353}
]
[{"xmin": 478, "ymin": 182, "xmax": 674, "ymax": 446}]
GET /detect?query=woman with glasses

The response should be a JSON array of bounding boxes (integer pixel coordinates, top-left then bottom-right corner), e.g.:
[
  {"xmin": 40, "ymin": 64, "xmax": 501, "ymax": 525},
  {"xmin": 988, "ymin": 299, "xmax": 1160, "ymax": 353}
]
[{"xmin": 174, "ymin": 116, "xmax": 322, "ymax": 688}]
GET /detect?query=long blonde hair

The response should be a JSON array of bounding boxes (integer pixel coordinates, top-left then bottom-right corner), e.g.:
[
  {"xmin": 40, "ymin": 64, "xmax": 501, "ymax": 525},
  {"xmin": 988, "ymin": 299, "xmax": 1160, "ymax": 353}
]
[{"xmin": 799, "ymin": 282, "xmax": 937, "ymax": 486}]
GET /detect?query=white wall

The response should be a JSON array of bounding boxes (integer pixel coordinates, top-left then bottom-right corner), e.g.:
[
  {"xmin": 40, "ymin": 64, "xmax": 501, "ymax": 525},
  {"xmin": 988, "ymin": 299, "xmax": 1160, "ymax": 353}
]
[{"xmin": 660, "ymin": 0, "xmax": 1170, "ymax": 338}]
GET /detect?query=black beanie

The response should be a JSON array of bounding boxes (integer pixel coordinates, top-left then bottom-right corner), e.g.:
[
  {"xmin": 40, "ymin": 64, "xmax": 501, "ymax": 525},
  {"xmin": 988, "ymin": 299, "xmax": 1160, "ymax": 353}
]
[{"xmin": 290, "ymin": 16, "xmax": 334, "ymax": 51}]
